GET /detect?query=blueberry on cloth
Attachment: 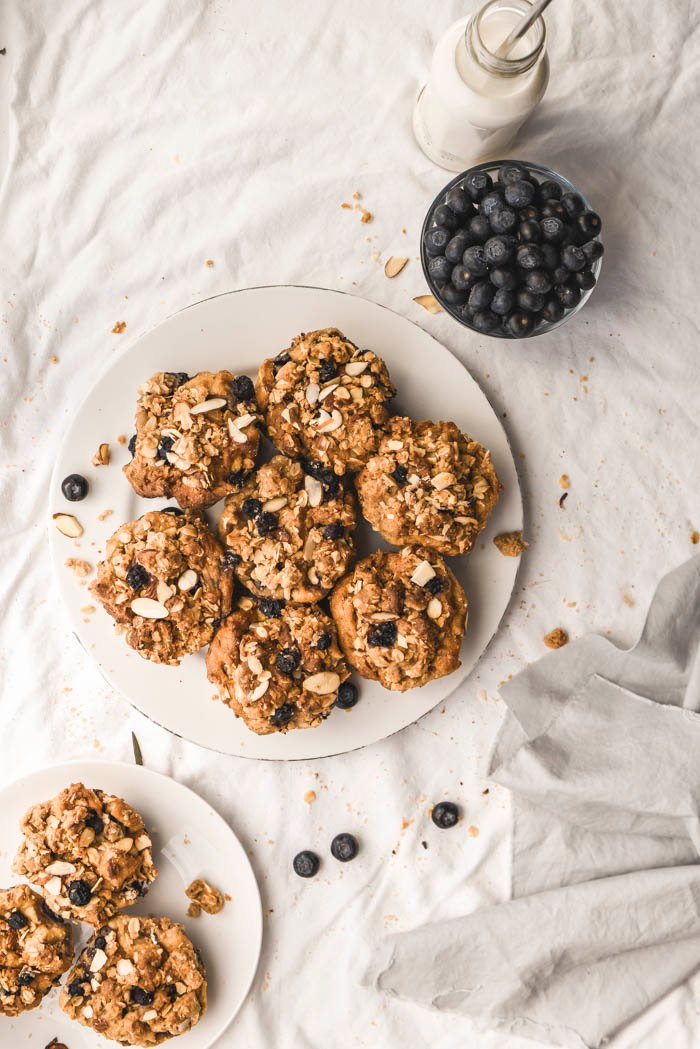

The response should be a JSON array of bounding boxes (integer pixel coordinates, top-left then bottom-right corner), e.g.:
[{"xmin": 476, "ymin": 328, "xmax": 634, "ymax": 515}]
[
  {"xmin": 431, "ymin": 801, "xmax": 460, "ymax": 828},
  {"xmin": 293, "ymin": 851, "xmax": 320, "ymax": 878},
  {"xmin": 330, "ymin": 833, "xmax": 358, "ymax": 862}
]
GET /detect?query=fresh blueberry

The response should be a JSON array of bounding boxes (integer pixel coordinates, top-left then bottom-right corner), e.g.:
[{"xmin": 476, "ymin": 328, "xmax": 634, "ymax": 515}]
[
  {"xmin": 270, "ymin": 703, "xmax": 295, "ymax": 728},
  {"xmin": 427, "ymin": 255, "xmax": 453, "ymax": 283},
  {"xmin": 489, "ymin": 267, "xmax": 518, "ymax": 291},
  {"xmin": 516, "ymin": 288, "xmax": 545, "ymax": 313},
  {"xmin": 335, "ymin": 681, "xmax": 358, "ymax": 709},
  {"xmin": 541, "ymin": 297, "xmax": 565, "ymax": 323},
  {"xmin": 540, "ymin": 242, "xmax": 559, "ymax": 271},
  {"xmin": 561, "ymin": 244, "xmax": 586, "ymax": 272},
  {"xmin": 552, "ymin": 264, "xmax": 570, "ymax": 286},
  {"xmin": 242, "ymin": 497, "xmax": 262, "ymax": 519},
  {"xmin": 232, "ymin": 375, "xmax": 255, "ymax": 402},
  {"xmin": 367, "ymin": 621, "xmax": 397, "ymax": 647},
  {"xmin": 302, "ymin": 460, "xmax": 325, "ymax": 479},
  {"xmin": 479, "ymin": 190, "xmax": 505, "ymax": 217},
  {"xmin": 432, "ymin": 204, "xmax": 460, "ymax": 232},
  {"xmin": 255, "ymin": 511, "xmax": 278, "ymax": 536},
  {"xmin": 463, "ymin": 170, "xmax": 493, "ymax": 201},
  {"xmin": 259, "ymin": 597, "xmax": 285, "ymax": 618},
  {"xmin": 167, "ymin": 984, "xmax": 178, "ymax": 1002},
  {"xmin": 226, "ymin": 469, "xmax": 250, "ymax": 488},
  {"xmin": 576, "ymin": 211, "xmax": 602, "ymax": 238},
  {"xmin": 221, "ymin": 550, "xmax": 241, "ymax": 570},
  {"xmin": 330, "ymin": 833, "xmax": 358, "ymax": 862},
  {"xmin": 519, "ymin": 219, "xmax": 541, "ymax": 243},
  {"xmin": 471, "ymin": 310, "xmax": 501, "ymax": 333},
  {"xmin": 293, "ymin": 850, "xmax": 320, "ymax": 878},
  {"xmin": 7, "ymin": 911, "xmax": 28, "ymax": 930},
  {"xmin": 85, "ymin": 809, "xmax": 104, "ymax": 836},
  {"xmin": 524, "ymin": 268, "xmax": 553, "ymax": 295},
  {"xmin": 505, "ymin": 179, "xmax": 535, "ymax": 208},
  {"xmin": 431, "ymin": 801, "xmax": 460, "ymax": 829},
  {"xmin": 67, "ymin": 880, "xmax": 92, "ymax": 907},
  {"xmin": 125, "ymin": 563, "xmax": 151, "ymax": 590},
  {"xmin": 160, "ymin": 506, "xmax": 184, "ymax": 516},
  {"xmin": 490, "ymin": 288, "xmax": 515, "ymax": 316},
  {"xmin": 67, "ymin": 980, "xmax": 86, "ymax": 997},
  {"xmin": 582, "ymin": 239, "xmax": 604, "ymax": 264},
  {"xmin": 94, "ymin": 936, "xmax": 106, "ymax": 950},
  {"xmin": 61, "ymin": 474, "xmax": 89, "ymax": 502},
  {"xmin": 489, "ymin": 206, "xmax": 517, "ymax": 235},
  {"xmin": 314, "ymin": 632, "xmax": 332, "ymax": 651},
  {"xmin": 484, "ymin": 235, "xmax": 516, "ymax": 266},
  {"xmin": 507, "ymin": 311, "xmax": 536, "ymax": 337},
  {"xmin": 561, "ymin": 192, "xmax": 585, "ymax": 218},
  {"xmin": 441, "ymin": 284, "xmax": 469, "ymax": 307},
  {"xmin": 461, "ymin": 244, "xmax": 488, "ymax": 275},
  {"xmin": 272, "ymin": 352, "xmax": 291, "ymax": 374},
  {"xmin": 498, "ymin": 162, "xmax": 529, "ymax": 185},
  {"xmin": 423, "ymin": 226, "xmax": 451, "ymax": 256},
  {"xmin": 391, "ymin": 464, "xmax": 408, "ymax": 486},
  {"xmin": 516, "ymin": 244, "xmax": 544, "ymax": 270},
  {"xmin": 318, "ymin": 358, "xmax": 338, "ymax": 383},
  {"xmin": 323, "ymin": 521, "xmax": 345, "ymax": 540},
  {"xmin": 466, "ymin": 213, "xmax": 492, "ymax": 242},
  {"xmin": 128, "ymin": 434, "xmax": 137, "ymax": 457},
  {"xmin": 468, "ymin": 281, "xmax": 495, "ymax": 311},
  {"xmin": 541, "ymin": 216, "xmax": 565, "ymax": 242},
  {"xmin": 574, "ymin": 269, "xmax": 597, "ymax": 291},
  {"xmin": 167, "ymin": 372, "xmax": 189, "ymax": 388},
  {"xmin": 130, "ymin": 987, "xmax": 154, "ymax": 1006},
  {"xmin": 451, "ymin": 265, "xmax": 480, "ymax": 291},
  {"xmin": 555, "ymin": 282, "xmax": 582, "ymax": 309},
  {"xmin": 17, "ymin": 970, "xmax": 34, "ymax": 986},
  {"xmin": 276, "ymin": 647, "xmax": 301, "ymax": 675},
  {"xmin": 541, "ymin": 200, "xmax": 566, "ymax": 220},
  {"xmin": 425, "ymin": 575, "xmax": 446, "ymax": 595},
  {"xmin": 519, "ymin": 204, "xmax": 541, "ymax": 222},
  {"xmin": 538, "ymin": 179, "xmax": 562, "ymax": 201},
  {"xmin": 445, "ymin": 231, "xmax": 473, "ymax": 263},
  {"xmin": 156, "ymin": 435, "xmax": 174, "ymax": 461},
  {"xmin": 445, "ymin": 186, "xmax": 472, "ymax": 215}
]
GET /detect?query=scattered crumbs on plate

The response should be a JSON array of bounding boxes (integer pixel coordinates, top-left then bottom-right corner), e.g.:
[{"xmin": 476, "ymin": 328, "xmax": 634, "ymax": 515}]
[
  {"xmin": 205, "ymin": 259, "xmax": 214, "ymax": 268},
  {"xmin": 116, "ymin": 434, "xmax": 127, "ymax": 445},
  {"xmin": 186, "ymin": 878, "xmax": 225, "ymax": 914},
  {"xmin": 97, "ymin": 508, "xmax": 113, "ymax": 522},
  {"xmin": 401, "ymin": 227, "xmax": 407, "ymax": 235},
  {"xmin": 622, "ymin": 591, "xmax": 636, "ymax": 607},
  {"xmin": 65, "ymin": 558, "xmax": 92, "ymax": 578},
  {"xmin": 559, "ymin": 492, "xmax": 568, "ymax": 508},
  {"xmin": 224, "ymin": 893, "xmax": 232, "ymax": 902},
  {"xmin": 493, "ymin": 530, "xmax": 528, "ymax": 557},
  {"xmin": 691, "ymin": 529, "xmax": 699, "ymax": 545},
  {"xmin": 340, "ymin": 202, "xmax": 352, "ymax": 209},
  {"xmin": 187, "ymin": 901, "xmax": 201, "ymax": 918},
  {"xmin": 304, "ymin": 790, "xmax": 317, "ymax": 806},
  {"xmin": 559, "ymin": 474, "xmax": 570, "ymax": 489},
  {"xmin": 92, "ymin": 442, "xmax": 110, "ymax": 466},
  {"xmin": 183, "ymin": 834, "xmax": 191, "ymax": 846},
  {"xmin": 421, "ymin": 840, "xmax": 428, "ymax": 849},
  {"xmin": 468, "ymin": 825, "xmax": 479, "ymax": 838},
  {"xmin": 401, "ymin": 818, "xmax": 413, "ymax": 831},
  {"xmin": 112, "ymin": 321, "xmax": 127, "ymax": 334},
  {"xmin": 482, "ymin": 788, "xmax": 490, "ymax": 795},
  {"xmin": 544, "ymin": 627, "xmax": 569, "ymax": 649},
  {"xmin": 49, "ymin": 355, "xmax": 59, "ymax": 364},
  {"xmin": 352, "ymin": 190, "xmax": 361, "ymax": 200},
  {"xmin": 354, "ymin": 203, "xmax": 373, "ymax": 223}
]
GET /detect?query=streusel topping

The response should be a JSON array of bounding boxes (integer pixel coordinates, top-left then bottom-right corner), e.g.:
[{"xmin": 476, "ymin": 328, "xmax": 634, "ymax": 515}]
[{"xmin": 0, "ymin": 884, "xmax": 73, "ymax": 1017}]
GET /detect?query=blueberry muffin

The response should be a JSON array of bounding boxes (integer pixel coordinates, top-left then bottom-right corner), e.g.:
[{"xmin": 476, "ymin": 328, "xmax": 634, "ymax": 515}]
[
  {"xmin": 0, "ymin": 884, "xmax": 73, "ymax": 1016},
  {"xmin": 206, "ymin": 597, "xmax": 350, "ymax": 734},
  {"xmin": 90, "ymin": 509, "xmax": 234, "ymax": 666},
  {"xmin": 124, "ymin": 370, "xmax": 260, "ymax": 509},
  {"xmin": 13, "ymin": 782, "xmax": 157, "ymax": 927},
  {"xmin": 255, "ymin": 327, "xmax": 396, "ymax": 475},
  {"xmin": 60, "ymin": 915, "xmax": 207, "ymax": 1046},
  {"xmin": 330, "ymin": 546, "xmax": 467, "ymax": 691},
  {"xmin": 355, "ymin": 417, "xmax": 501, "ymax": 555},
  {"xmin": 218, "ymin": 454, "xmax": 356, "ymax": 603}
]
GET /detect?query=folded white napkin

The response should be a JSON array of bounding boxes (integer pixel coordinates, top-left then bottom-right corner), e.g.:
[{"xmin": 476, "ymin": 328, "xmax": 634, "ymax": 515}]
[{"xmin": 365, "ymin": 555, "xmax": 700, "ymax": 1049}]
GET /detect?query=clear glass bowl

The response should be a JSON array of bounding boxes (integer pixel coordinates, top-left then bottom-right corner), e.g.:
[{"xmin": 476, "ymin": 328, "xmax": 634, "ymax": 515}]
[{"xmin": 420, "ymin": 160, "xmax": 603, "ymax": 339}]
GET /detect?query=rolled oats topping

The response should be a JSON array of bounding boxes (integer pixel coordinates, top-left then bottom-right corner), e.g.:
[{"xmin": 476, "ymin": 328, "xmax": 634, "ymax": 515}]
[
  {"xmin": 255, "ymin": 328, "xmax": 396, "ymax": 475},
  {"xmin": 90, "ymin": 510, "xmax": 234, "ymax": 666},
  {"xmin": 355, "ymin": 417, "xmax": 501, "ymax": 556},
  {"xmin": 0, "ymin": 884, "xmax": 73, "ymax": 1017},
  {"xmin": 218, "ymin": 455, "xmax": 356, "ymax": 603},
  {"xmin": 206, "ymin": 600, "xmax": 349, "ymax": 735},
  {"xmin": 124, "ymin": 370, "xmax": 260, "ymax": 509},
  {"xmin": 60, "ymin": 915, "xmax": 206, "ymax": 1046},
  {"xmin": 13, "ymin": 783, "xmax": 157, "ymax": 927},
  {"xmin": 330, "ymin": 546, "xmax": 467, "ymax": 691},
  {"xmin": 185, "ymin": 879, "xmax": 224, "ymax": 916}
]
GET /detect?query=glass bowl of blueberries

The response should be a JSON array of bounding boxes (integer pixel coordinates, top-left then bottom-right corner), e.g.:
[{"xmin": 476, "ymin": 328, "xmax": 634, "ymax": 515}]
[{"xmin": 420, "ymin": 160, "xmax": 603, "ymax": 338}]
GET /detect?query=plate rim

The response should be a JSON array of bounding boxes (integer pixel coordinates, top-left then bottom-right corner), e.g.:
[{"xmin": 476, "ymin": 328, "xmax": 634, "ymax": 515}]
[{"xmin": 48, "ymin": 284, "xmax": 524, "ymax": 761}]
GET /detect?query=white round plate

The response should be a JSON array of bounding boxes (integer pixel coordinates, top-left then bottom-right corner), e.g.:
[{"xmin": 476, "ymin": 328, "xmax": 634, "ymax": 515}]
[
  {"xmin": 0, "ymin": 761, "xmax": 262, "ymax": 1048},
  {"xmin": 49, "ymin": 286, "xmax": 522, "ymax": 759}
]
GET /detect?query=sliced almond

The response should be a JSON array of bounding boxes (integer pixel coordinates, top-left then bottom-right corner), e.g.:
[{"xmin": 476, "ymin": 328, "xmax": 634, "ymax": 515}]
[
  {"xmin": 410, "ymin": 560, "xmax": 436, "ymax": 587},
  {"xmin": 135, "ymin": 834, "xmax": 151, "ymax": 851},
  {"xmin": 310, "ymin": 409, "xmax": 331, "ymax": 429},
  {"xmin": 90, "ymin": 949, "xmax": 108, "ymax": 973},
  {"xmin": 161, "ymin": 427, "xmax": 182, "ymax": 441},
  {"xmin": 318, "ymin": 383, "xmax": 338, "ymax": 402},
  {"xmin": 384, "ymin": 255, "xmax": 409, "ymax": 278},
  {"xmin": 281, "ymin": 406, "xmax": 292, "ymax": 423},
  {"xmin": 262, "ymin": 495, "xmax": 288, "ymax": 512},
  {"xmin": 396, "ymin": 632, "xmax": 409, "ymax": 649},
  {"xmin": 306, "ymin": 382, "xmax": 320, "ymax": 405},
  {"xmin": 359, "ymin": 374, "xmax": 373, "ymax": 389},
  {"xmin": 92, "ymin": 442, "xmax": 110, "ymax": 466},
  {"xmin": 247, "ymin": 654, "xmax": 263, "ymax": 676},
  {"xmin": 156, "ymin": 580, "xmax": 173, "ymax": 604},
  {"xmin": 304, "ymin": 475, "xmax": 323, "ymax": 507},
  {"xmin": 303, "ymin": 532, "xmax": 319, "ymax": 560},
  {"xmin": 44, "ymin": 876, "xmax": 62, "ymax": 896},
  {"xmin": 190, "ymin": 397, "xmax": 227, "ymax": 414},
  {"xmin": 431, "ymin": 472, "xmax": 455, "ymax": 492},
  {"xmin": 234, "ymin": 413, "xmax": 256, "ymax": 429},
  {"xmin": 304, "ymin": 671, "xmax": 341, "ymax": 695},
  {"xmin": 115, "ymin": 837, "xmax": 134, "ymax": 852},
  {"xmin": 249, "ymin": 679, "xmax": 269, "ymax": 702},
  {"xmin": 414, "ymin": 294, "xmax": 443, "ymax": 314},
  {"xmin": 177, "ymin": 569, "xmax": 198, "ymax": 592},
  {"xmin": 345, "ymin": 361, "xmax": 368, "ymax": 377},
  {"xmin": 128, "ymin": 917, "xmax": 141, "ymax": 937},
  {"xmin": 230, "ymin": 427, "xmax": 248, "ymax": 444},
  {"xmin": 143, "ymin": 1009, "xmax": 158, "ymax": 1022},
  {"xmin": 117, "ymin": 958, "xmax": 134, "ymax": 977},
  {"xmin": 370, "ymin": 612, "xmax": 398, "ymax": 622},
  {"xmin": 53, "ymin": 513, "xmax": 83, "ymax": 538},
  {"xmin": 307, "ymin": 566, "xmax": 320, "ymax": 585},
  {"xmin": 317, "ymin": 409, "xmax": 343, "ymax": 433},
  {"xmin": 83, "ymin": 1004, "xmax": 94, "ymax": 1019},
  {"xmin": 45, "ymin": 861, "xmax": 76, "ymax": 876},
  {"xmin": 427, "ymin": 598, "xmax": 442, "ymax": 619},
  {"xmin": 386, "ymin": 439, "xmax": 403, "ymax": 451},
  {"xmin": 130, "ymin": 598, "xmax": 169, "ymax": 619}
]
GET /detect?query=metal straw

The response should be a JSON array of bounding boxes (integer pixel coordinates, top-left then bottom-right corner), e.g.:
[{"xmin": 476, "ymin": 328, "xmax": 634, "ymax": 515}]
[{"xmin": 495, "ymin": 0, "xmax": 555, "ymax": 58}]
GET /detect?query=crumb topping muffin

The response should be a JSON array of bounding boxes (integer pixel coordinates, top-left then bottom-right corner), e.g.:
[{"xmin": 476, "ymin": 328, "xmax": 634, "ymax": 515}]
[
  {"xmin": 0, "ymin": 884, "xmax": 73, "ymax": 1017},
  {"xmin": 206, "ymin": 597, "xmax": 350, "ymax": 734},
  {"xmin": 60, "ymin": 915, "xmax": 206, "ymax": 1046},
  {"xmin": 255, "ymin": 327, "xmax": 396, "ymax": 475},
  {"xmin": 124, "ymin": 370, "xmax": 261, "ymax": 509},
  {"xmin": 90, "ymin": 510, "xmax": 234, "ymax": 666},
  {"xmin": 330, "ymin": 546, "xmax": 467, "ymax": 691},
  {"xmin": 13, "ymin": 783, "xmax": 157, "ymax": 927},
  {"xmin": 218, "ymin": 454, "xmax": 357, "ymax": 603},
  {"xmin": 355, "ymin": 417, "xmax": 501, "ymax": 555}
]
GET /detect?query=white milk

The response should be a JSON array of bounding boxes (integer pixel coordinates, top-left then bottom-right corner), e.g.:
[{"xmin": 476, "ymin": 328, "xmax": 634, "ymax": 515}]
[{"xmin": 413, "ymin": 0, "xmax": 550, "ymax": 171}]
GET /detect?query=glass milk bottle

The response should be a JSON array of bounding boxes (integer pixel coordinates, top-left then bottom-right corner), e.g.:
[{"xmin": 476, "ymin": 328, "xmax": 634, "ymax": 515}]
[{"xmin": 413, "ymin": 0, "xmax": 550, "ymax": 171}]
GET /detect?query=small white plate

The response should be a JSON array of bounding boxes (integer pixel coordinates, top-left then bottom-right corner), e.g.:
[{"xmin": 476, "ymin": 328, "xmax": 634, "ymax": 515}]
[
  {"xmin": 0, "ymin": 761, "xmax": 262, "ymax": 1048},
  {"xmin": 49, "ymin": 286, "xmax": 523, "ymax": 759}
]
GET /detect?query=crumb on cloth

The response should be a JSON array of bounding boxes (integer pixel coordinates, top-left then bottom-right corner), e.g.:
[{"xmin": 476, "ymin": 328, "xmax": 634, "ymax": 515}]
[{"xmin": 544, "ymin": 627, "xmax": 569, "ymax": 649}]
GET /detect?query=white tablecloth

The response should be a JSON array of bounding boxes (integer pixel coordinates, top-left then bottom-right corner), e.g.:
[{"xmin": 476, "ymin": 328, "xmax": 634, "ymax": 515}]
[{"xmin": 1, "ymin": 2, "xmax": 699, "ymax": 1047}]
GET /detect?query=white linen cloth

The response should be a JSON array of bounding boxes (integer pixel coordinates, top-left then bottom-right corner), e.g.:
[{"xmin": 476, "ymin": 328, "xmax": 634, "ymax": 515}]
[
  {"xmin": 366, "ymin": 555, "xmax": 700, "ymax": 1048},
  {"xmin": 1, "ymin": 2, "xmax": 699, "ymax": 1047}
]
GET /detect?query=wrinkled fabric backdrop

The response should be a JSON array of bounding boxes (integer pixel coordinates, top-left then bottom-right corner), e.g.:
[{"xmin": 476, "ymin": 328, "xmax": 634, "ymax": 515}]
[{"xmin": 1, "ymin": 1, "xmax": 699, "ymax": 1047}]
